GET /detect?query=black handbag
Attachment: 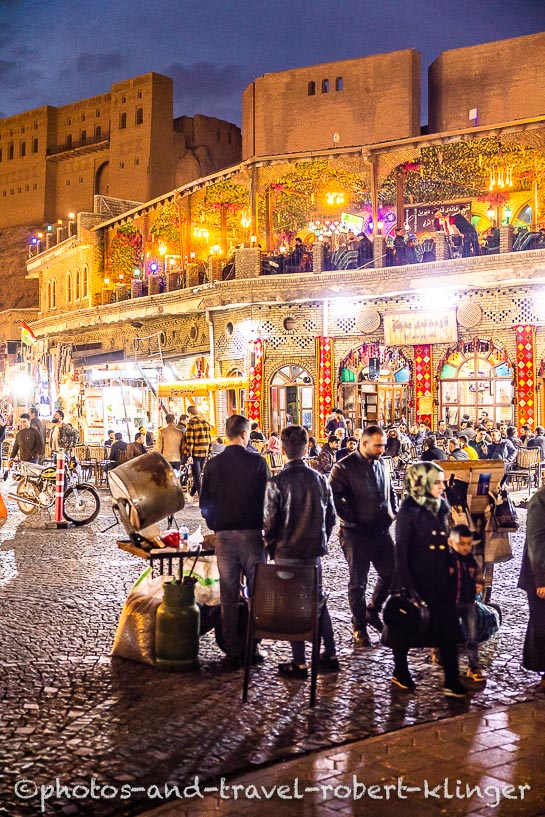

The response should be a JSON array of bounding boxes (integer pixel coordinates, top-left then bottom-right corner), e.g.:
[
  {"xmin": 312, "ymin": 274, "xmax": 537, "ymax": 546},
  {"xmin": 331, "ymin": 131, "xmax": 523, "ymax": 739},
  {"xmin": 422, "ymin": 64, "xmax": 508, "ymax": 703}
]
[
  {"xmin": 382, "ymin": 588, "xmax": 430, "ymax": 645},
  {"xmin": 491, "ymin": 487, "xmax": 519, "ymax": 532}
]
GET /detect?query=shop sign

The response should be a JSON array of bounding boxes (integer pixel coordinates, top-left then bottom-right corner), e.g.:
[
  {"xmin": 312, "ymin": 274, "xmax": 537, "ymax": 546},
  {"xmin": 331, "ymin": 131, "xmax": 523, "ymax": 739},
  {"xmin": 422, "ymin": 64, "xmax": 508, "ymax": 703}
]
[
  {"xmin": 405, "ymin": 201, "xmax": 471, "ymax": 234},
  {"xmin": 383, "ymin": 310, "xmax": 458, "ymax": 346}
]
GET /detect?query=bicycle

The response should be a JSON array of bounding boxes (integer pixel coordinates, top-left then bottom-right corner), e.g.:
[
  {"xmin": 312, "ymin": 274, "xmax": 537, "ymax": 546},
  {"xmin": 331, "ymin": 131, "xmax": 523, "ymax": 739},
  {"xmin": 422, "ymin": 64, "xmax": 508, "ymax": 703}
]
[{"xmin": 9, "ymin": 456, "xmax": 100, "ymax": 525}]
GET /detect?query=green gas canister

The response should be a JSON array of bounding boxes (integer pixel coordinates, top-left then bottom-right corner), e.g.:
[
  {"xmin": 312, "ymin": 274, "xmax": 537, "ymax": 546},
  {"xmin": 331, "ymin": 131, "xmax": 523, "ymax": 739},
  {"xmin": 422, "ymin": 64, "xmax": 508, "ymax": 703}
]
[{"xmin": 155, "ymin": 578, "xmax": 200, "ymax": 671}]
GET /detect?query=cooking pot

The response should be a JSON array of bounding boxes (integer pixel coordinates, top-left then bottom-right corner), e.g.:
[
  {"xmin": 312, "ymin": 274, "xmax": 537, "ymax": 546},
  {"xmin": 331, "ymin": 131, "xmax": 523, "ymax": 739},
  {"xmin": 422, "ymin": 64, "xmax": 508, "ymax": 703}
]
[{"xmin": 108, "ymin": 451, "xmax": 185, "ymax": 533}]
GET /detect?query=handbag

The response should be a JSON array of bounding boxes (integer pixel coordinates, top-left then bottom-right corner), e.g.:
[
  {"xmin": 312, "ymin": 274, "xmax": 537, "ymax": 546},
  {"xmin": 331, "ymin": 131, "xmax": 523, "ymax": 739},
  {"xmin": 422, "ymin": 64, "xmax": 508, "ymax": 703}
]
[
  {"xmin": 382, "ymin": 588, "xmax": 430, "ymax": 645},
  {"xmin": 491, "ymin": 487, "xmax": 519, "ymax": 531},
  {"xmin": 484, "ymin": 504, "xmax": 514, "ymax": 563}
]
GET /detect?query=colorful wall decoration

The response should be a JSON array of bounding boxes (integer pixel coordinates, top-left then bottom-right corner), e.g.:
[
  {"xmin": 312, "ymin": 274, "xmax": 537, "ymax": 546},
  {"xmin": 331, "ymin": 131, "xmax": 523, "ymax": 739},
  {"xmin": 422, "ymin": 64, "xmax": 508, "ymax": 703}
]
[
  {"xmin": 247, "ymin": 339, "xmax": 264, "ymax": 424},
  {"xmin": 515, "ymin": 325, "xmax": 537, "ymax": 430},
  {"xmin": 316, "ymin": 337, "xmax": 334, "ymax": 438},
  {"xmin": 413, "ymin": 344, "xmax": 432, "ymax": 426}
]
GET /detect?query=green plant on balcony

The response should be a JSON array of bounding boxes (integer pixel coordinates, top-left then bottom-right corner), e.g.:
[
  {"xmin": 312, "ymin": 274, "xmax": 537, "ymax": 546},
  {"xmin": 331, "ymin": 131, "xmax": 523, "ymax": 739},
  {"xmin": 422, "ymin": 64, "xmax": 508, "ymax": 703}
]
[{"xmin": 107, "ymin": 223, "xmax": 143, "ymax": 283}]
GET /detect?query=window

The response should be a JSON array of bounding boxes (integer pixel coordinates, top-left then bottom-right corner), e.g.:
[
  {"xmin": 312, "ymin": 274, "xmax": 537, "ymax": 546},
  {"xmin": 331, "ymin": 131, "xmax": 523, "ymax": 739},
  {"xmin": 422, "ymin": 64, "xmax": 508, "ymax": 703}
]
[
  {"xmin": 81, "ymin": 130, "xmax": 86, "ymax": 143},
  {"xmin": 79, "ymin": 176, "xmax": 83, "ymax": 183},
  {"xmin": 48, "ymin": 280, "xmax": 57, "ymax": 310},
  {"xmin": 134, "ymin": 157, "xmax": 139, "ymax": 166},
  {"xmin": 122, "ymin": 94, "xmax": 127, "ymax": 103},
  {"xmin": 119, "ymin": 112, "xmax": 127, "ymax": 129},
  {"xmin": 32, "ymin": 137, "xmax": 38, "ymax": 153},
  {"xmin": 66, "ymin": 134, "xmax": 73, "ymax": 149},
  {"xmin": 8, "ymin": 143, "xmax": 13, "ymax": 160},
  {"xmin": 321, "ymin": 79, "xmax": 329, "ymax": 94},
  {"xmin": 335, "ymin": 76, "xmax": 344, "ymax": 91},
  {"xmin": 439, "ymin": 344, "xmax": 514, "ymax": 426},
  {"xmin": 75, "ymin": 268, "xmax": 80, "ymax": 300},
  {"xmin": 81, "ymin": 113, "xmax": 86, "ymax": 122},
  {"xmin": 137, "ymin": 90, "xmax": 142, "ymax": 99},
  {"xmin": 33, "ymin": 183, "xmax": 37, "ymax": 189},
  {"xmin": 66, "ymin": 180, "xmax": 70, "ymax": 186},
  {"xmin": 82, "ymin": 265, "xmax": 88, "ymax": 298},
  {"xmin": 135, "ymin": 107, "xmax": 143, "ymax": 125},
  {"xmin": 95, "ymin": 125, "xmax": 101, "ymax": 139},
  {"xmin": 20, "ymin": 141, "xmax": 26, "ymax": 157},
  {"xmin": 96, "ymin": 109, "xmax": 100, "ymax": 118},
  {"xmin": 34, "ymin": 121, "xmax": 38, "ymax": 130},
  {"xmin": 21, "ymin": 126, "xmax": 25, "ymax": 134},
  {"xmin": 119, "ymin": 161, "xmax": 124, "ymax": 169},
  {"xmin": 308, "ymin": 81, "xmax": 316, "ymax": 96},
  {"xmin": 270, "ymin": 365, "xmax": 314, "ymax": 431},
  {"xmin": 66, "ymin": 272, "xmax": 72, "ymax": 303},
  {"xmin": 66, "ymin": 119, "xmax": 71, "ymax": 126}
]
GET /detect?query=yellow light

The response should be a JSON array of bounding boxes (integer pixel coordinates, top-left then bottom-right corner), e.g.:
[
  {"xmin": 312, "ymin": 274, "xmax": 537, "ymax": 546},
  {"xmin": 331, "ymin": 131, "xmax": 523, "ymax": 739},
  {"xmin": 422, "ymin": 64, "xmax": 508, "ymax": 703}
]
[
  {"xmin": 57, "ymin": 219, "xmax": 63, "ymax": 225},
  {"xmin": 250, "ymin": 235, "xmax": 257, "ymax": 244},
  {"xmin": 37, "ymin": 232, "xmax": 43, "ymax": 239},
  {"xmin": 279, "ymin": 245, "xmax": 287, "ymax": 254},
  {"xmin": 68, "ymin": 212, "xmax": 75, "ymax": 219},
  {"xmin": 158, "ymin": 243, "xmax": 167, "ymax": 256},
  {"xmin": 326, "ymin": 191, "xmax": 345, "ymax": 206},
  {"xmin": 240, "ymin": 210, "xmax": 251, "ymax": 229},
  {"xmin": 104, "ymin": 278, "xmax": 110, "ymax": 286}
]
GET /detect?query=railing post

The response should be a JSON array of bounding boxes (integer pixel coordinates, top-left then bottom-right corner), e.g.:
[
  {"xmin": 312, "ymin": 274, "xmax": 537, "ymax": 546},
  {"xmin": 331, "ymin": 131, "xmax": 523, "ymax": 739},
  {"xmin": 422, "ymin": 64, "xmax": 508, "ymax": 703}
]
[
  {"xmin": 373, "ymin": 235, "xmax": 386, "ymax": 268},
  {"xmin": 500, "ymin": 224, "xmax": 514, "ymax": 253},
  {"xmin": 434, "ymin": 231, "xmax": 450, "ymax": 261},
  {"xmin": 312, "ymin": 241, "xmax": 324, "ymax": 274}
]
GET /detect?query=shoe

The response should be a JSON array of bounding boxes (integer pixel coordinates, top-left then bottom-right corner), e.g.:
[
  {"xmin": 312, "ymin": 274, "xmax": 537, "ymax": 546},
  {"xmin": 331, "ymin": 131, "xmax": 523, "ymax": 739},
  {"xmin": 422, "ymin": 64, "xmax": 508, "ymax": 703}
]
[
  {"xmin": 365, "ymin": 608, "xmax": 384, "ymax": 633},
  {"xmin": 392, "ymin": 672, "xmax": 416, "ymax": 691},
  {"xmin": 278, "ymin": 661, "xmax": 308, "ymax": 679},
  {"xmin": 442, "ymin": 681, "xmax": 468, "ymax": 698},
  {"xmin": 466, "ymin": 667, "xmax": 486, "ymax": 682},
  {"xmin": 353, "ymin": 629, "xmax": 371, "ymax": 647},
  {"xmin": 223, "ymin": 656, "xmax": 242, "ymax": 671},
  {"xmin": 250, "ymin": 649, "xmax": 266, "ymax": 666},
  {"xmin": 431, "ymin": 648, "xmax": 443, "ymax": 666},
  {"xmin": 318, "ymin": 653, "xmax": 340, "ymax": 673}
]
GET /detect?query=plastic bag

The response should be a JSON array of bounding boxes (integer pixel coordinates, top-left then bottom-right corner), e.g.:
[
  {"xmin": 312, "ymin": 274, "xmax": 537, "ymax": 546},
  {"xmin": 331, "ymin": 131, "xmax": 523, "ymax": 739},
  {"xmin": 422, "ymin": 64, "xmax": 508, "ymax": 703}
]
[
  {"xmin": 111, "ymin": 567, "xmax": 167, "ymax": 665},
  {"xmin": 183, "ymin": 556, "xmax": 221, "ymax": 605}
]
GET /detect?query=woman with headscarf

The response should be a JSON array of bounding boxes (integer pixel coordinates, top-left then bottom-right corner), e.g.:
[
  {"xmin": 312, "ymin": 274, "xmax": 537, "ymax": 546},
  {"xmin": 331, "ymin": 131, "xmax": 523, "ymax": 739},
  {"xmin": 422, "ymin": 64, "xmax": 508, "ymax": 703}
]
[{"xmin": 389, "ymin": 461, "xmax": 467, "ymax": 697}]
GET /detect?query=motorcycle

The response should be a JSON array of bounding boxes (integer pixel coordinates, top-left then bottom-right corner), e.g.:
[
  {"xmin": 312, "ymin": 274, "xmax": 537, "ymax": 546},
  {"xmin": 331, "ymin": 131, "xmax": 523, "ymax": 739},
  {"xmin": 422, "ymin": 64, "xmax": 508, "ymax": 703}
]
[{"xmin": 8, "ymin": 457, "xmax": 100, "ymax": 525}]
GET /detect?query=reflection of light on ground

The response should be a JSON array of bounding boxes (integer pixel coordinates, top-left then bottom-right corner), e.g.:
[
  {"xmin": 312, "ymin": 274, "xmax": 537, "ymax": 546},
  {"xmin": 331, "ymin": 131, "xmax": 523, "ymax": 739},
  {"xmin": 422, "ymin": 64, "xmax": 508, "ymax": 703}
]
[{"xmin": 0, "ymin": 550, "xmax": 18, "ymax": 587}]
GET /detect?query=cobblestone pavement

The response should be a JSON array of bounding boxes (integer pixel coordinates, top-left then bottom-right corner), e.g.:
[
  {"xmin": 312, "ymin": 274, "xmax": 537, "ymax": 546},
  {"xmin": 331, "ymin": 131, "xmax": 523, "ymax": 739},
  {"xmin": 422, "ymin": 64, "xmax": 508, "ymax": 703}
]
[{"xmin": 0, "ymin": 480, "xmax": 542, "ymax": 817}]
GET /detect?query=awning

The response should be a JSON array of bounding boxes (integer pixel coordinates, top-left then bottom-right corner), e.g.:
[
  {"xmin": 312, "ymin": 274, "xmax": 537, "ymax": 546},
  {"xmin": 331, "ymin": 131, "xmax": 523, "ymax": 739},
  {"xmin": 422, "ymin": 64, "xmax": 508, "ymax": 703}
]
[
  {"xmin": 158, "ymin": 377, "xmax": 248, "ymax": 397},
  {"xmin": 73, "ymin": 350, "xmax": 125, "ymax": 367}
]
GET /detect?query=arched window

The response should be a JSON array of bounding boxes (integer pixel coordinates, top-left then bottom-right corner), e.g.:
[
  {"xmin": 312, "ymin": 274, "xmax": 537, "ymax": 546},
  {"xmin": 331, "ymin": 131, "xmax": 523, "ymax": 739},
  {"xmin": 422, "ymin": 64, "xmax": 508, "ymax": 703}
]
[
  {"xmin": 439, "ymin": 343, "xmax": 514, "ymax": 426},
  {"xmin": 119, "ymin": 112, "xmax": 127, "ymax": 129},
  {"xmin": 135, "ymin": 107, "xmax": 144, "ymax": 125},
  {"xmin": 308, "ymin": 81, "xmax": 316, "ymax": 96},
  {"xmin": 66, "ymin": 272, "xmax": 72, "ymax": 303},
  {"xmin": 321, "ymin": 79, "xmax": 329, "ymax": 94},
  {"xmin": 75, "ymin": 268, "xmax": 80, "ymax": 300},
  {"xmin": 48, "ymin": 280, "xmax": 57, "ymax": 310},
  {"xmin": 270, "ymin": 365, "xmax": 314, "ymax": 431},
  {"xmin": 20, "ymin": 141, "xmax": 26, "ymax": 157},
  {"xmin": 81, "ymin": 265, "xmax": 88, "ymax": 298},
  {"xmin": 335, "ymin": 76, "xmax": 344, "ymax": 91},
  {"xmin": 32, "ymin": 137, "xmax": 38, "ymax": 153},
  {"xmin": 8, "ymin": 143, "xmax": 13, "ymax": 160}
]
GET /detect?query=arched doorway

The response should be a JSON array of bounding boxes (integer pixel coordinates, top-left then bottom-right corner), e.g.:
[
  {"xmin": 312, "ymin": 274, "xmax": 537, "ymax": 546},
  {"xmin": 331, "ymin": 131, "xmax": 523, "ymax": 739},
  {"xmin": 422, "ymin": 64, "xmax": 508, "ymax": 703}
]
[
  {"xmin": 95, "ymin": 161, "xmax": 110, "ymax": 196},
  {"xmin": 438, "ymin": 341, "xmax": 514, "ymax": 426},
  {"xmin": 339, "ymin": 345, "xmax": 411, "ymax": 428},
  {"xmin": 270, "ymin": 365, "xmax": 314, "ymax": 431},
  {"xmin": 226, "ymin": 368, "xmax": 246, "ymax": 416}
]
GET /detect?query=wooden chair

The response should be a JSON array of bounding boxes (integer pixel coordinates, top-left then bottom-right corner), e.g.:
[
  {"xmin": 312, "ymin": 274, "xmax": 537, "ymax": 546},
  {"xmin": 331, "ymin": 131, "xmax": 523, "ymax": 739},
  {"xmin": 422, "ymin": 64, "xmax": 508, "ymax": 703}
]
[
  {"xmin": 508, "ymin": 447, "xmax": 541, "ymax": 495},
  {"xmin": 242, "ymin": 562, "xmax": 323, "ymax": 707}
]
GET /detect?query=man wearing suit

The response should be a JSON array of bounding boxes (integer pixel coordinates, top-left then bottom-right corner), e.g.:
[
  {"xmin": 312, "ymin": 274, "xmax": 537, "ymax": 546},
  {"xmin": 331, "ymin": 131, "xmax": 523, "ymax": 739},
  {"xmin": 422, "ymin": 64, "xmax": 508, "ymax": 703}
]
[{"xmin": 330, "ymin": 425, "xmax": 397, "ymax": 646}]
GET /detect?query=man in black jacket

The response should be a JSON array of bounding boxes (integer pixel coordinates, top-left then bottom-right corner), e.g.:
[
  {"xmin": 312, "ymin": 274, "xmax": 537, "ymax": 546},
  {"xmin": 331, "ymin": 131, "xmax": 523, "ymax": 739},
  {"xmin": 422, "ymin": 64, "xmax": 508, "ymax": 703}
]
[
  {"xmin": 10, "ymin": 413, "xmax": 44, "ymax": 464},
  {"xmin": 330, "ymin": 425, "xmax": 397, "ymax": 645},
  {"xmin": 200, "ymin": 414, "xmax": 268, "ymax": 670},
  {"xmin": 264, "ymin": 425, "xmax": 338, "ymax": 677}
]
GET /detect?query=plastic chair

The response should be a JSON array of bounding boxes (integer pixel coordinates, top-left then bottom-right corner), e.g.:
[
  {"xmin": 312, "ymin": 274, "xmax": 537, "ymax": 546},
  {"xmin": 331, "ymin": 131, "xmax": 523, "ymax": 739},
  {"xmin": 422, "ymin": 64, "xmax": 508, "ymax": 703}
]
[{"xmin": 242, "ymin": 562, "xmax": 323, "ymax": 707}]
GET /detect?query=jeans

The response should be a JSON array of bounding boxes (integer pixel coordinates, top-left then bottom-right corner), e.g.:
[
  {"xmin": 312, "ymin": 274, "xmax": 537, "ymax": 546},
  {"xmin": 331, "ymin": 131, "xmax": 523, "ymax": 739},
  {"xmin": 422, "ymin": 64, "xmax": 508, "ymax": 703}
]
[
  {"xmin": 341, "ymin": 527, "xmax": 394, "ymax": 629},
  {"xmin": 459, "ymin": 602, "xmax": 479, "ymax": 669},
  {"xmin": 190, "ymin": 457, "xmax": 206, "ymax": 496},
  {"xmin": 214, "ymin": 529, "xmax": 265, "ymax": 659},
  {"xmin": 275, "ymin": 556, "xmax": 336, "ymax": 664}
]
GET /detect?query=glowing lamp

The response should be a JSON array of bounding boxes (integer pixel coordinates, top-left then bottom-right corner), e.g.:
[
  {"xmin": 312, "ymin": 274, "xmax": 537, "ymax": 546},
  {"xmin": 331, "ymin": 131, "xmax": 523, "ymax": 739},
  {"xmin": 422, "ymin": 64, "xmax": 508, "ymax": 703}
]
[
  {"xmin": 57, "ymin": 219, "xmax": 63, "ymax": 225},
  {"xmin": 504, "ymin": 205, "xmax": 512, "ymax": 223},
  {"xmin": 487, "ymin": 207, "xmax": 495, "ymax": 220},
  {"xmin": 377, "ymin": 220, "xmax": 384, "ymax": 234},
  {"xmin": 150, "ymin": 262, "xmax": 159, "ymax": 273},
  {"xmin": 250, "ymin": 235, "xmax": 257, "ymax": 244},
  {"xmin": 37, "ymin": 232, "xmax": 43, "ymax": 239},
  {"xmin": 68, "ymin": 212, "xmax": 75, "ymax": 219},
  {"xmin": 103, "ymin": 278, "xmax": 110, "ymax": 286},
  {"xmin": 279, "ymin": 245, "xmax": 287, "ymax": 254},
  {"xmin": 31, "ymin": 237, "xmax": 37, "ymax": 244}
]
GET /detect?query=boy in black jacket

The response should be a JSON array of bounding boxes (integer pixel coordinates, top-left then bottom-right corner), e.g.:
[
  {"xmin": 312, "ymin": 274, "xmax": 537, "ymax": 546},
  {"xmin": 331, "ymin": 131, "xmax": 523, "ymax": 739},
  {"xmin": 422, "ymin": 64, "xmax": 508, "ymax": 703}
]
[
  {"xmin": 448, "ymin": 524, "xmax": 485, "ymax": 682},
  {"xmin": 264, "ymin": 425, "xmax": 338, "ymax": 678}
]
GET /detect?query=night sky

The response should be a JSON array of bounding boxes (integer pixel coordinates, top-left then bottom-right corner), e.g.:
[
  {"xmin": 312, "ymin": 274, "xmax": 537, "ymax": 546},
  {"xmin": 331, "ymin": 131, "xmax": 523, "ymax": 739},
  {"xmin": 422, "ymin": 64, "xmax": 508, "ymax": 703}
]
[{"xmin": 2, "ymin": 0, "xmax": 545, "ymax": 127}]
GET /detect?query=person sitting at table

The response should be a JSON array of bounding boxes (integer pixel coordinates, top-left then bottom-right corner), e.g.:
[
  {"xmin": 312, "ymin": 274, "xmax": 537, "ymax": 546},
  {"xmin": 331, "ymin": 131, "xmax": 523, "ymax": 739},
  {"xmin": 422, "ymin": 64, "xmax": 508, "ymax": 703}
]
[
  {"xmin": 265, "ymin": 432, "xmax": 282, "ymax": 454},
  {"xmin": 126, "ymin": 432, "xmax": 147, "ymax": 460},
  {"xmin": 108, "ymin": 432, "xmax": 128, "ymax": 468}
]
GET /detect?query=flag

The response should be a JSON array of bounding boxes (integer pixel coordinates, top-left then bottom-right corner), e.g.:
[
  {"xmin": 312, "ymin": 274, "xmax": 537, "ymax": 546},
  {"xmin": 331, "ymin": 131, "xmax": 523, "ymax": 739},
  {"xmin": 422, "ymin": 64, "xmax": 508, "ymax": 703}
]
[{"xmin": 21, "ymin": 322, "xmax": 36, "ymax": 346}]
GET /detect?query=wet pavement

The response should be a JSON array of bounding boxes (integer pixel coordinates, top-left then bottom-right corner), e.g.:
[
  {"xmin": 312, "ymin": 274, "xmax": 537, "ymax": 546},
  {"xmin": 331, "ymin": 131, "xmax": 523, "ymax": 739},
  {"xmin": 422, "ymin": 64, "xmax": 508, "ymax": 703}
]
[{"xmin": 0, "ymin": 480, "xmax": 542, "ymax": 817}]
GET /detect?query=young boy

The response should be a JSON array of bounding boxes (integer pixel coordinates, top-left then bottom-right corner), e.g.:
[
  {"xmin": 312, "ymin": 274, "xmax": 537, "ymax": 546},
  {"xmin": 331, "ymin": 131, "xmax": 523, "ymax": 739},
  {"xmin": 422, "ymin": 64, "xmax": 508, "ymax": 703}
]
[
  {"xmin": 448, "ymin": 524, "xmax": 486, "ymax": 682},
  {"xmin": 263, "ymin": 425, "xmax": 339, "ymax": 678}
]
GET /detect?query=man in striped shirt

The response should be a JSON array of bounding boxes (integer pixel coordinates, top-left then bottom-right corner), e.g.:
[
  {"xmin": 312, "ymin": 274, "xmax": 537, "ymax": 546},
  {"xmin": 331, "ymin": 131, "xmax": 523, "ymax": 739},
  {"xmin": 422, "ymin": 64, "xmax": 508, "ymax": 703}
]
[{"xmin": 183, "ymin": 405, "xmax": 211, "ymax": 497}]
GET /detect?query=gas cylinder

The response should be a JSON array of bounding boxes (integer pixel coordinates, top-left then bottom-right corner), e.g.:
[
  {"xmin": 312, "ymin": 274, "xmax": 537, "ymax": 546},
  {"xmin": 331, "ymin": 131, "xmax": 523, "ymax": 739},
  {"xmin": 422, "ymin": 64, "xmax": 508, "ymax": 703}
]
[{"xmin": 155, "ymin": 579, "xmax": 200, "ymax": 671}]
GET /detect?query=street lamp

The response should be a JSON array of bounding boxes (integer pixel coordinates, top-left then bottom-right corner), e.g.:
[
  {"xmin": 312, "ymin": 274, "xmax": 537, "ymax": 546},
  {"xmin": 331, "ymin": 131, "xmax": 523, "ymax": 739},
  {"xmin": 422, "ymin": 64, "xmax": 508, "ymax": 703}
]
[{"xmin": 503, "ymin": 205, "xmax": 512, "ymax": 224}]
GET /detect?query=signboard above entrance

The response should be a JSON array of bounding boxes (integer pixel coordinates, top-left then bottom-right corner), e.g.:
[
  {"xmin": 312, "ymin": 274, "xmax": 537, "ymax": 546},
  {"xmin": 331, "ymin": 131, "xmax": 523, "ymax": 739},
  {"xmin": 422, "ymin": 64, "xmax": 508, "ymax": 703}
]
[
  {"xmin": 383, "ymin": 310, "xmax": 458, "ymax": 346},
  {"xmin": 405, "ymin": 201, "xmax": 471, "ymax": 235}
]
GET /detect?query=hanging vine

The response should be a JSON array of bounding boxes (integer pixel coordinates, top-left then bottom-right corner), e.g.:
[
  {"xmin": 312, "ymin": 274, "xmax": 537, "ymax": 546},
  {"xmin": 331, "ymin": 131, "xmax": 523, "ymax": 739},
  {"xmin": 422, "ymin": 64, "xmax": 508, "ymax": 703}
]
[{"xmin": 107, "ymin": 223, "xmax": 143, "ymax": 282}]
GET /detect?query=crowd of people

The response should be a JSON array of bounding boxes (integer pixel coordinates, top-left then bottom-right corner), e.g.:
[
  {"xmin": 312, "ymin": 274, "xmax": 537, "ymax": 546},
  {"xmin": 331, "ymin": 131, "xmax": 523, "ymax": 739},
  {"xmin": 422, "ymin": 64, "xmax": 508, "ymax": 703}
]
[{"xmin": 194, "ymin": 410, "xmax": 545, "ymax": 698}]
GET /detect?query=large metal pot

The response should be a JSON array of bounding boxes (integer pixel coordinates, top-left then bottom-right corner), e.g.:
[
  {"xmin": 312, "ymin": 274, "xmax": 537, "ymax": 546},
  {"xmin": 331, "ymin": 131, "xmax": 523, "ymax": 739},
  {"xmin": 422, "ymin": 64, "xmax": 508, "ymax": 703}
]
[{"xmin": 108, "ymin": 452, "xmax": 185, "ymax": 533}]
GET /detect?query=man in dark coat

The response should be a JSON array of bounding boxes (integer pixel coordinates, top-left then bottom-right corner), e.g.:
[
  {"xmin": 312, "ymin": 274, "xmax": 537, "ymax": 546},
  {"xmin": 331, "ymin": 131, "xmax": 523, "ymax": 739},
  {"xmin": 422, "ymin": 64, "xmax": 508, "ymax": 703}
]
[
  {"xmin": 452, "ymin": 206, "xmax": 480, "ymax": 257},
  {"xmin": 518, "ymin": 486, "xmax": 545, "ymax": 689},
  {"xmin": 527, "ymin": 426, "xmax": 545, "ymax": 460},
  {"xmin": 10, "ymin": 413, "xmax": 44, "ymax": 464},
  {"xmin": 330, "ymin": 425, "xmax": 397, "ymax": 644}
]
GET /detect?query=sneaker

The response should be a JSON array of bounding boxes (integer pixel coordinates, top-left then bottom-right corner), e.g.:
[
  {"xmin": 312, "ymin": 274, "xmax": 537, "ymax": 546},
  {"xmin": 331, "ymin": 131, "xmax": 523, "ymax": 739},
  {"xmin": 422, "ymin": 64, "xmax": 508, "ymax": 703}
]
[
  {"xmin": 353, "ymin": 629, "xmax": 371, "ymax": 647},
  {"xmin": 318, "ymin": 653, "xmax": 340, "ymax": 673},
  {"xmin": 365, "ymin": 608, "xmax": 384, "ymax": 633},
  {"xmin": 467, "ymin": 667, "xmax": 486, "ymax": 682},
  {"xmin": 250, "ymin": 649, "xmax": 266, "ymax": 666},
  {"xmin": 442, "ymin": 681, "xmax": 468, "ymax": 698},
  {"xmin": 392, "ymin": 672, "xmax": 416, "ymax": 691},
  {"xmin": 278, "ymin": 661, "xmax": 308, "ymax": 680}
]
